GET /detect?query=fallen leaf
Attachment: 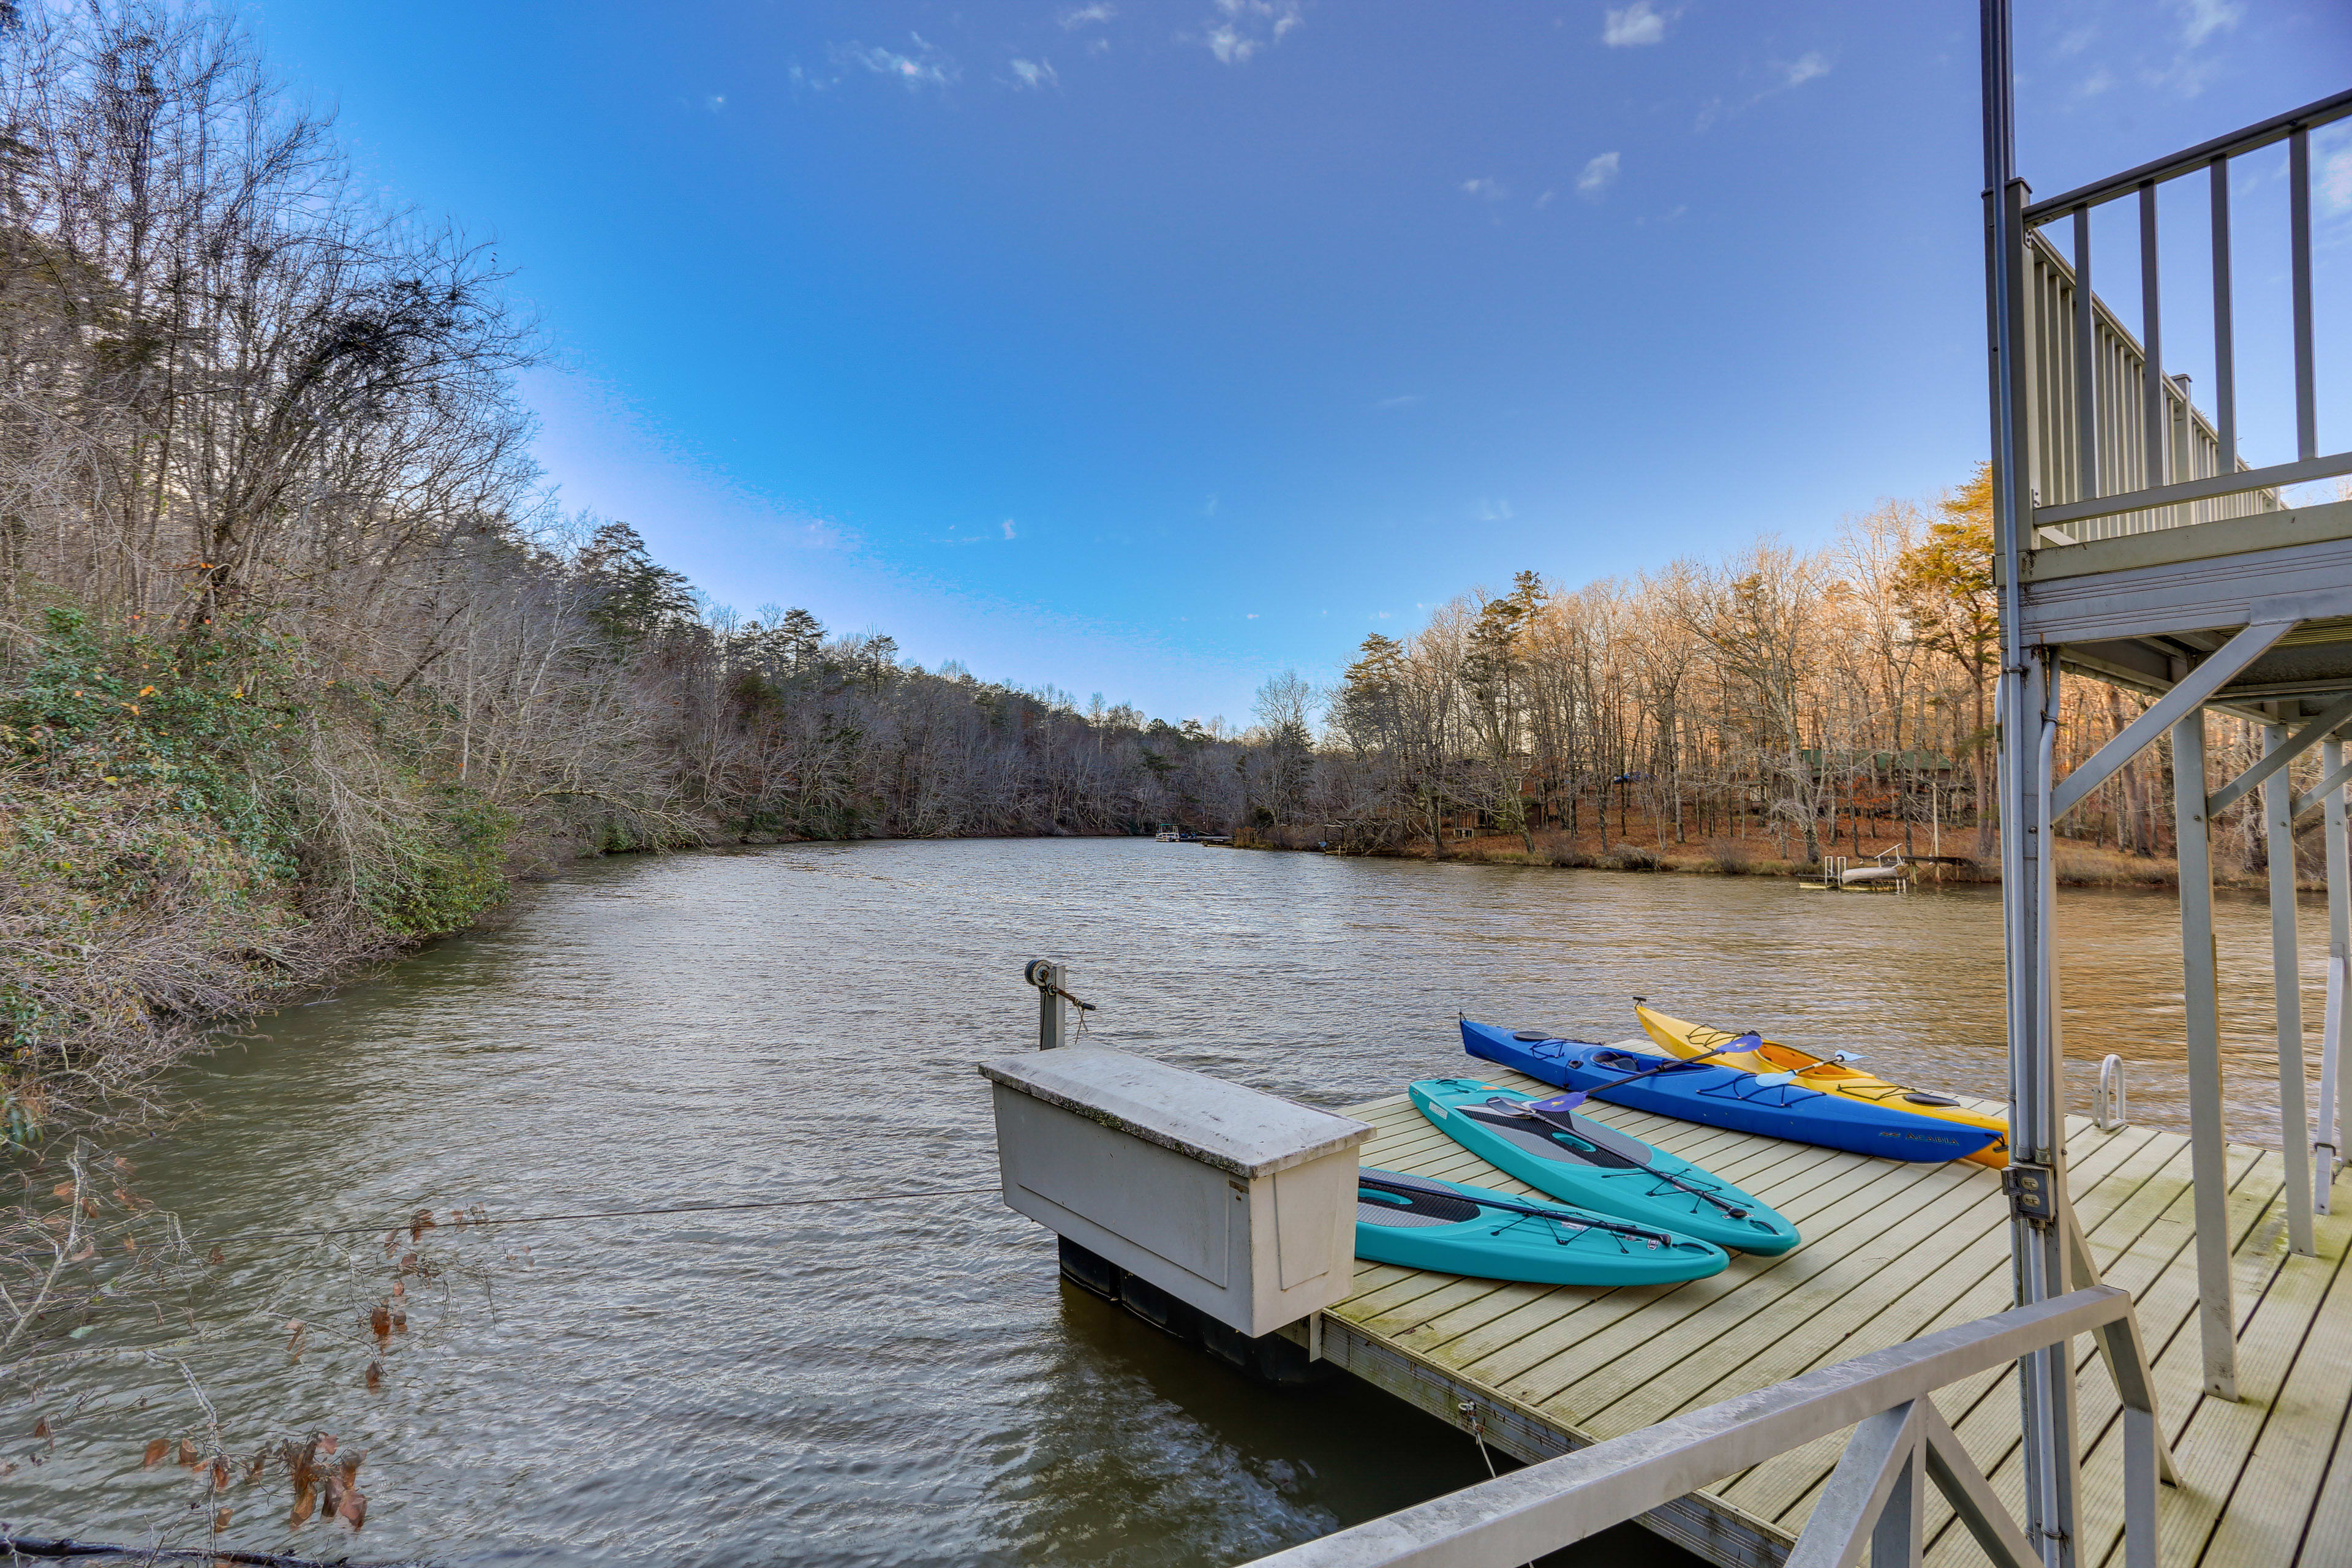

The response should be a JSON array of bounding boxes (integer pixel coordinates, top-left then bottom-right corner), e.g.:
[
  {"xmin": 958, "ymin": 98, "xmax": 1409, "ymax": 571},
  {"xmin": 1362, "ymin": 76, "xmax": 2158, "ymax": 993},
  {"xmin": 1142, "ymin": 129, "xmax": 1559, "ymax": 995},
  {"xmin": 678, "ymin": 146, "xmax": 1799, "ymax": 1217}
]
[
  {"xmin": 143, "ymin": 1438, "xmax": 169, "ymax": 1468},
  {"xmin": 335, "ymin": 1487, "xmax": 366, "ymax": 1531},
  {"xmin": 390, "ymin": 1308, "xmax": 406, "ymax": 1333},
  {"xmin": 369, "ymin": 1305, "xmax": 390, "ymax": 1341},
  {"xmin": 391, "ymin": 1280, "xmax": 405, "ymax": 1298},
  {"xmin": 211, "ymin": 1457, "xmax": 230, "ymax": 1490},
  {"xmin": 121, "ymin": 1234, "xmax": 137, "ymax": 1252},
  {"xmin": 285, "ymin": 1322, "xmax": 306, "ymax": 1357},
  {"xmin": 206, "ymin": 1246, "xmax": 224, "ymax": 1265},
  {"xmin": 410, "ymin": 1209, "xmax": 437, "ymax": 1241},
  {"xmin": 51, "ymin": 1182, "xmax": 72, "ymax": 1199},
  {"xmin": 320, "ymin": 1434, "xmax": 336, "ymax": 1456},
  {"xmin": 339, "ymin": 1452, "xmax": 361, "ymax": 1485},
  {"xmin": 364, "ymin": 1362, "xmax": 382, "ymax": 1392},
  {"xmin": 288, "ymin": 1486, "xmax": 315, "ymax": 1528},
  {"xmin": 214, "ymin": 1507, "xmax": 232, "ymax": 1531},
  {"xmin": 68, "ymin": 1242, "xmax": 95, "ymax": 1262},
  {"xmin": 398, "ymin": 1251, "xmax": 418, "ymax": 1273},
  {"xmin": 32, "ymin": 1417, "xmax": 51, "ymax": 1439}
]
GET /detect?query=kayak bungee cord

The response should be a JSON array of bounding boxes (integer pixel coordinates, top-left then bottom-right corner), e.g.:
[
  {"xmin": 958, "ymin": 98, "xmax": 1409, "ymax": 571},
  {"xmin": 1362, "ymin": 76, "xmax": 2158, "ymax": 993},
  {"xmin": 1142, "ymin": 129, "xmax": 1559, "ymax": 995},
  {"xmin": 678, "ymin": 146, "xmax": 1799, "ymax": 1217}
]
[{"xmin": 1482, "ymin": 1098, "xmax": 1752, "ymax": 1221}]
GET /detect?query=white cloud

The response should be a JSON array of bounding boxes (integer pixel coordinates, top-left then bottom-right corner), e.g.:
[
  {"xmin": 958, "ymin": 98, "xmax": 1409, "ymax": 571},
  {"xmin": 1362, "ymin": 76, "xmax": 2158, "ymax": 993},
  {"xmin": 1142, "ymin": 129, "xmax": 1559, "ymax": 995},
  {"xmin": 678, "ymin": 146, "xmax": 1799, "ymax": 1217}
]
[
  {"xmin": 2177, "ymin": 0, "xmax": 2240, "ymax": 45},
  {"xmin": 703, "ymin": 94, "xmax": 728, "ymax": 112},
  {"xmin": 1461, "ymin": 176, "xmax": 1507, "ymax": 200},
  {"xmin": 1202, "ymin": 494, "xmax": 1219, "ymax": 516},
  {"xmin": 1008, "ymin": 57, "xmax": 1058, "ymax": 89},
  {"xmin": 1696, "ymin": 51, "xmax": 1831, "ymax": 130},
  {"xmin": 1603, "ymin": 1, "xmax": 1666, "ymax": 47},
  {"xmin": 1535, "ymin": 189, "xmax": 1557, "ymax": 208},
  {"xmin": 2323, "ymin": 150, "xmax": 2352, "ymax": 213},
  {"xmin": 1577, "ymin": 151, "xmax": 1621, "ymax": 197},
  {"xmin": 1375, "ymin": 393, "xmax": 1423, "ymax": 409},
  {"xmin": 1061, "ymin": 2, "xmax": 1116, "ymax": 25},
  {"xmin": 1002, "ymin": 519, "xmax": 1018, "ymax": 540},
  {"xmin": 1246, "ymin": 612, "xmax": 1260, "ymax": 619},
  {"xmin": 1478, "ymin": 498, "xmax": 1515, "ymax": 522},
  {"xmin": 835, "ymin": 34, "xmax": 958, "ymax": 89},
  {"xmin": 1204, "ymin": 0, "xmax": 1303, "ymax": 65}
]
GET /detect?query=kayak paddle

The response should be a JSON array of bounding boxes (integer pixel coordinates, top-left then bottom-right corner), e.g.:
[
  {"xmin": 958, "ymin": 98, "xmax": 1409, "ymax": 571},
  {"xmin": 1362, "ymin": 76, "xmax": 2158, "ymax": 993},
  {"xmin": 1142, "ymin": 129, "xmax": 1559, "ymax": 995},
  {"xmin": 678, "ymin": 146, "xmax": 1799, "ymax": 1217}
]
[
  {"xmin": 1487, "ymin": 1096, "xmax": 1754, "ymax": 1220},
  {"xmin": 1523, "ymin": 1032, "xmax": 1765, "ymax": 1114},
  {"xmin": 1752, "ymin": 1050, "xmax": 1863, "ymax": 1088},
  {"xmin": 1358, "ymin": 1172, "xmax": 1683, "ymax": 1247}
]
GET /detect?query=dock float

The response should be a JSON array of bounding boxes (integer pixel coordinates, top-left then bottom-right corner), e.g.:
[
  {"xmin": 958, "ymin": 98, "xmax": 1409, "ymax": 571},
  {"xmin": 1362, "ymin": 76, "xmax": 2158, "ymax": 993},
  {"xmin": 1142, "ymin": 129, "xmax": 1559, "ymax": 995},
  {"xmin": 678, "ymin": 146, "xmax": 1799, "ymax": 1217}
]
[{"xmin": 1292, "ymin": 1065, "xmax": 2351, "ymax": 1568}]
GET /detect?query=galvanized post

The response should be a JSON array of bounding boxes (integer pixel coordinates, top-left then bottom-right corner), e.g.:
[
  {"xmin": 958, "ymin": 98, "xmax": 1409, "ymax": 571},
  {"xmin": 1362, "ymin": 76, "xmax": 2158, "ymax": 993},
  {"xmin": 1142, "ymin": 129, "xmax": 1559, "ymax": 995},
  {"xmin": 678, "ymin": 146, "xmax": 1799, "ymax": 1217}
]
[
  {"xmin": 1984, "ymin": 1, "xmax": 2082, "ymax": 1555},
  {"xmin": 1026, "ymin": 959, "xmax": 1068, "ymax": 1050},
  {"xmin": 2323, "ymin": 736, "xmax": 2349, "ymax": 1213},
  {"xmin": 2172, "ymin": 712, "xmax": 2239, "ymax": 1400},
  {"xmin": 2263, "ymin": 723, "xmax": 2318, "ymax": 1254}
]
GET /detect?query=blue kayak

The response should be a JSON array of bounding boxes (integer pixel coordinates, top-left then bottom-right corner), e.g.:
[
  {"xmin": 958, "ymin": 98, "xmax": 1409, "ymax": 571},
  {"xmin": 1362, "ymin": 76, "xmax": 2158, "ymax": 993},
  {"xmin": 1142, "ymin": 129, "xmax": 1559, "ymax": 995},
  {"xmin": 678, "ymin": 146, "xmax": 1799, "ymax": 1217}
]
[
  {"xmin": 1411, "ymin": 1078, "xmax": 1799, "ymax": 1254},
  {"xmin": 1461, "ymin": 1019, "xmax": 2001, "ymax": 1164},
  {"xmin": 1354, "ymin": 1167, "xmax": 1728, "ymax": 1286}
]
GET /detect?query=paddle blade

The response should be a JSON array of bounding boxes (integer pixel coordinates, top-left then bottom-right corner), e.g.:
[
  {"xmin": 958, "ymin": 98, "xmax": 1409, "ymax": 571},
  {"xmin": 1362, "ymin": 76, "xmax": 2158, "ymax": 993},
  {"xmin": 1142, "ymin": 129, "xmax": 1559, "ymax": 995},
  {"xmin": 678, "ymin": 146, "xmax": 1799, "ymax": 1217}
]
[{"xmin": 1529, "ymin": 1090, "xmax": 1588, "ymax": 1113}]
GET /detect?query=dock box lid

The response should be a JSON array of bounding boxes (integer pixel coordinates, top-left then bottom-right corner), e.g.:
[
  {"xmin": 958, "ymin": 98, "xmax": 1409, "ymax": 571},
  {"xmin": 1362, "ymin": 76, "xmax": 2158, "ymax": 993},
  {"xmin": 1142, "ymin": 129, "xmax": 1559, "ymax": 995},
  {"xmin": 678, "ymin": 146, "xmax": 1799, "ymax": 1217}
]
[{"xmin": 979, "ymin": 1046, "xmax": 1373, "ymax": 1178}]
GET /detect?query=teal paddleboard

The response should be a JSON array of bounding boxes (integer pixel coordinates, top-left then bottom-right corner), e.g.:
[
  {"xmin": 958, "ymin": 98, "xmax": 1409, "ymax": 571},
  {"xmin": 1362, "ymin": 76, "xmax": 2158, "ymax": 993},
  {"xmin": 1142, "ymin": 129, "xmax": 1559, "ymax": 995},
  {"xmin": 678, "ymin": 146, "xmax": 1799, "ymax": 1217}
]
[
  {"xmin": 1354, "ymin": 1167, "xmax": 1728, "ymax": 1286},
  {"xmin": 1411, "ymin": 1077, "xmax": 1800, "ymax": 1256}
]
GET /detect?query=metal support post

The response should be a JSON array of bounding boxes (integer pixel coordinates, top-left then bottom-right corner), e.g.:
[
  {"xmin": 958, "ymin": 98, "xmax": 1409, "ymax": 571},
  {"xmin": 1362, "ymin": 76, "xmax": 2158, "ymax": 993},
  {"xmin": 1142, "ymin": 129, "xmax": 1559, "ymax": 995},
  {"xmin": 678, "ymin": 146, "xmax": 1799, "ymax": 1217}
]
[
  {"xmin": 1985, "ymin": 2, "xmax": 2082, "ymax": 1553},
  {"xmin": 2323, "ymin": 736, "xmax": 2349, "ymax": 1213},
  {"xmin": 2172, "ymin": 711, "xmax": 2239, "ymax": 1400},
  {"xmin": 2264, "ymin": 723, "xmax": 2318, "ymax": 1254},
  {"xmin": 1026, "ymin": 959, "xmax": 1069, "ymax": 1049}
]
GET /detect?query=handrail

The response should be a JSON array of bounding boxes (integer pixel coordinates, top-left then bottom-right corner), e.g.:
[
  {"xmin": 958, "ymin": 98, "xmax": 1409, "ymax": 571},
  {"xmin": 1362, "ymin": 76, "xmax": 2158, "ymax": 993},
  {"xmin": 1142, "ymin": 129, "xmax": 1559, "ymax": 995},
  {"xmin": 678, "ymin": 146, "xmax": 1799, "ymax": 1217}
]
[
  {"xmin": 2022, "ymin": 86, "xmax": 2352, "ymax": 222},
  {"xmin": 2097, "ymin": 1054, "xmax": 2129, "ymax": 1131},
  {"xmin": 1235, "ymin": 1286, "xmax": 2152, "ymax": 1568}
]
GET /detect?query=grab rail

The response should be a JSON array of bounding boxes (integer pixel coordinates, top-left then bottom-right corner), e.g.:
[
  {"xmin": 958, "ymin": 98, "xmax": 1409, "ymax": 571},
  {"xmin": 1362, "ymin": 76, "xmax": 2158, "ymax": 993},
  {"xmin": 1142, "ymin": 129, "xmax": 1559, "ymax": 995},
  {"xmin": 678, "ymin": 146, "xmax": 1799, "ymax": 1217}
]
[
  {"xmin": 1234, "ymin": 1286, "xmax": 2160, "ymax": 1568},
  {"xmin": 2097, "ymin": 1054, "xmax": 2130, "ymax": 1131}
]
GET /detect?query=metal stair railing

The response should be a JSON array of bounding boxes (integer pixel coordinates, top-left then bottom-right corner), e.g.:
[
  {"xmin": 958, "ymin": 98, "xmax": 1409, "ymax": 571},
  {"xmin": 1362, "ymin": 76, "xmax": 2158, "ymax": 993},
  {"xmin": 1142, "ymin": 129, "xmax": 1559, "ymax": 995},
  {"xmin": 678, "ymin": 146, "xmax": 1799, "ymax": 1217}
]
[{"xmin": 1232, "ymin": 1284, "xmax": 2165, "ymax": 1568}]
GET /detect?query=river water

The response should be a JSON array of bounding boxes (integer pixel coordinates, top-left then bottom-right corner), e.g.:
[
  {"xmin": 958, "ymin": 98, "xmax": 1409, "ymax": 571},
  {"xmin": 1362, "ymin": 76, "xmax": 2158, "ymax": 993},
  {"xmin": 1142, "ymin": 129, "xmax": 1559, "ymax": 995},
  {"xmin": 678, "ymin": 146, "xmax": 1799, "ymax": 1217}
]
[{"xmin": 6, "ymin": 840, "xmax": 2329, "ymax": 1566}]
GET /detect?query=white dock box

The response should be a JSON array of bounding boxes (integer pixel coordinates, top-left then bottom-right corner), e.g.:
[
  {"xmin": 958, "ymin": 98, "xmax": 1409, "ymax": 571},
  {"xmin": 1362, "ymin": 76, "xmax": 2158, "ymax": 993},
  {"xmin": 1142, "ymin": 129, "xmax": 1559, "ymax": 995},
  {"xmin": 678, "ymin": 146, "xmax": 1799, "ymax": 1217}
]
[{"xmin": 981, "ymin": 1046, "xmax": 1372, "ymax": 1338}]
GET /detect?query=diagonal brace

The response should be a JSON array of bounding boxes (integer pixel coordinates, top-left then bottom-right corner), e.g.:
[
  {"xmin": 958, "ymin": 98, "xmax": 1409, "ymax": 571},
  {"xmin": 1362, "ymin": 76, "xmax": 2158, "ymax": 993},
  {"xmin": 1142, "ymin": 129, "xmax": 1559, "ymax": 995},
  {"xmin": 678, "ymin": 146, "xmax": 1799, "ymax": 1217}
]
[
  {"xmin": 2296, "ymin": 752, "xmax": 2352, "ymax": 819},
  {"xmin": 2207, "ymin": 690, "xmax": 2352, "ymax": 815},
  {"xmin": 1786, "ymin": 1401, "xmax": 1926, "ymax": 1568},
  {"xmin": 2064, "ymin": 1200, "xmax": 2183, "ymax": 1488},
  {"xmin": 2051, "ymin": 619, "xmax": 2296, "ymax": 823},
  {"xmin": 1920, "ymin": 1402, "xmax": 2041, "ymax": 1568}
]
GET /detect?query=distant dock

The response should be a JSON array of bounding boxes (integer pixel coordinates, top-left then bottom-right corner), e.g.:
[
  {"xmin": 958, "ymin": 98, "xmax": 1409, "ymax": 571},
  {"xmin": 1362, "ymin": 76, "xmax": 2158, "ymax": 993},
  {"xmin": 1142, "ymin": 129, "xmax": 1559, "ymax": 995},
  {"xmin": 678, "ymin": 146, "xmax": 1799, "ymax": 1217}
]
[{"xmin": 1289, "ymin": 1065, "xmax": 2350, "ymax": 1568}]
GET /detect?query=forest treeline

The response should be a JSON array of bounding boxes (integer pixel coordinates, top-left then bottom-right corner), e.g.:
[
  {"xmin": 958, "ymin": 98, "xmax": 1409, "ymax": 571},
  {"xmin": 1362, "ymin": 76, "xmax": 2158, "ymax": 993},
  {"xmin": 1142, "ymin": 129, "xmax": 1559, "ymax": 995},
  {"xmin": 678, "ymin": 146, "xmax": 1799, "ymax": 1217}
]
[{"xmin": 0, "ymin": 4, "xmax": 1275, "ymax": 1137}]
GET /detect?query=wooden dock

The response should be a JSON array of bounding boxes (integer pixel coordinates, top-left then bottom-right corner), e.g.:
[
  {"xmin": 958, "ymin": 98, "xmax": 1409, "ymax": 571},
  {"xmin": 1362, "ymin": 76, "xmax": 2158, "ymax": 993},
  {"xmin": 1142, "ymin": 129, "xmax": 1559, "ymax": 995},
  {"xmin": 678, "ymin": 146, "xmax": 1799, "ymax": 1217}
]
[{"xmin": 1297, "ymin": 1066, "xmax": 2352, "ymax": 1568}]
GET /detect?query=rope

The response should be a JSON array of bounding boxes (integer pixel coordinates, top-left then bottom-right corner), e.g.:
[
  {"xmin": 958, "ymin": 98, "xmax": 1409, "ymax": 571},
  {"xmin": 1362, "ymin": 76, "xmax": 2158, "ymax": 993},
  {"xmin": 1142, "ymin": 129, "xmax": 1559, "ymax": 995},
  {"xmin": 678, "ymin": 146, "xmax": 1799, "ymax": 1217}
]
[{"xmin": 198, "ymin": 1185, "xmax": 1001, "ymax": 1246}]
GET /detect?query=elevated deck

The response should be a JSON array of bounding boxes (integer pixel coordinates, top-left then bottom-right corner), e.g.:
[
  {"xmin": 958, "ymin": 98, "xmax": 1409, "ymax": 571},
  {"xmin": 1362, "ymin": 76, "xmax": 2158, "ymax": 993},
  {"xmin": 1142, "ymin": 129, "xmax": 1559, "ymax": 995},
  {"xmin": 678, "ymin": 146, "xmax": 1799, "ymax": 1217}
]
[{"xmin": 1302, "ymin": 1069, "xmax": 2351, "ymax": 1568}]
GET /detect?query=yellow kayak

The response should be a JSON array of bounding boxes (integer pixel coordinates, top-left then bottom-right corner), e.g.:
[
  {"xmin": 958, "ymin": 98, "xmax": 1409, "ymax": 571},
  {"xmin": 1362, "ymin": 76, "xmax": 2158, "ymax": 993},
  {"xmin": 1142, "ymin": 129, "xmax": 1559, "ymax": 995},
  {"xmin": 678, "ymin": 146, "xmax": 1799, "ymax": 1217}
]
[{"xmin": 1634, "ymin": 1002, "xmax": 2010, "ymax": 1168}]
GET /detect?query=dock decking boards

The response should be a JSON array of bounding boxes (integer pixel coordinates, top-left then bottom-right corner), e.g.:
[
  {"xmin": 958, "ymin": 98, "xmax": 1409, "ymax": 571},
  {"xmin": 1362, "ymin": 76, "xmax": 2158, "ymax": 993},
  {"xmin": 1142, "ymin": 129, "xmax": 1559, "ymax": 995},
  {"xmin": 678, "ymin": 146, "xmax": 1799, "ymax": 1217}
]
[{"xmin": 1308, "ymin": 1070, "xmax": 2352, "ymax": 1568}]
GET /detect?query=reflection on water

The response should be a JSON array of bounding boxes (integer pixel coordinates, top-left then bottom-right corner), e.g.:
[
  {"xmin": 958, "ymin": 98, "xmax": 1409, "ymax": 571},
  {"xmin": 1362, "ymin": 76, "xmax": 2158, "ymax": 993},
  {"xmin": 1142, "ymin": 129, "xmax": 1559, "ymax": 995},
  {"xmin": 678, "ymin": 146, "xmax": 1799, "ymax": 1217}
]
[{"xmin": 5, "ymin": 841, "xmax": 2317, "ymax": 1565}]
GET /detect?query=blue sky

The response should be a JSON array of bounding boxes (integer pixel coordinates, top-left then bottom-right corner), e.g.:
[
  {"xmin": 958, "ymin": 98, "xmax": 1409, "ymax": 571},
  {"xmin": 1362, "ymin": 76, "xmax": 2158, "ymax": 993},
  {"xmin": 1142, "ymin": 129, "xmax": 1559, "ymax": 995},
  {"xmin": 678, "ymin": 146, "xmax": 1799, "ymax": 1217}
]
[{"xmin": 251, "ymin": 1, "xmax": 2349, "ymax": 724}]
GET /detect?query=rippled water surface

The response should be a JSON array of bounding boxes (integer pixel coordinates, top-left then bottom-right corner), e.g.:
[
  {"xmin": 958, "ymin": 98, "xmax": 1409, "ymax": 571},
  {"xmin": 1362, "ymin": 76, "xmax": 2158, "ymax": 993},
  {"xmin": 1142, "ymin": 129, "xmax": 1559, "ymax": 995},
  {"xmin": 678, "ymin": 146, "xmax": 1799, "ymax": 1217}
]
[{"xmin": 8, "ymin": 840, "xmax": 2328, "ymax": 1565}]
